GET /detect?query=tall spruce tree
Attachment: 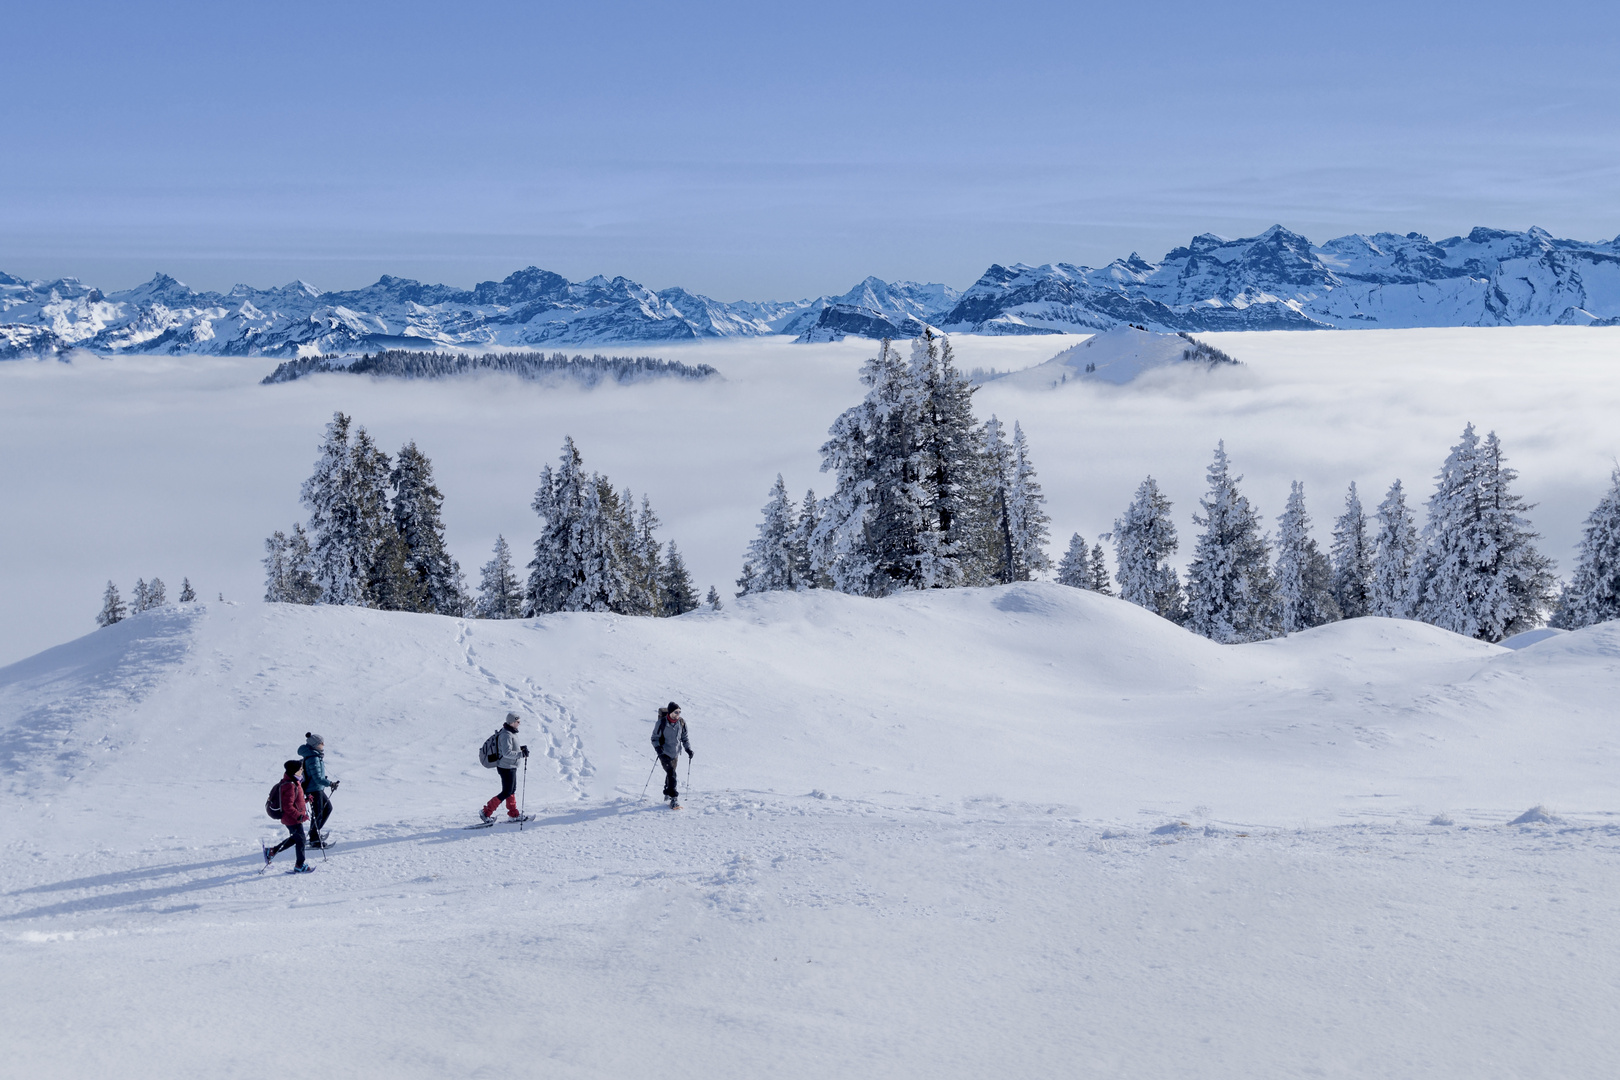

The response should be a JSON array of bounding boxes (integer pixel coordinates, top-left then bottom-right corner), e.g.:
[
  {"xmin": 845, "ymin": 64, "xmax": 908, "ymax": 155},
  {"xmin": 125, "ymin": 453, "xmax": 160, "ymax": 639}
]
[
  {"xmin": 661, "ymin": 541, "xmax": 700, "ymax": 616},
  {"xmin": 178, "ymin": 578, "xmax": 196, "ymax": 603},
  {"xmin": 476, "ymin": 535, "xmax": 524, "ymax": 619},
  {"xmin": 1417, "ymin": 425, "xmax": 1556, "ymax": 641},
  {"xmin": 1370, "ymin": 479, "xmax": 1419, "ymax": 617},
  {"xmin": 96, "ymin": 581, "xmax": 126, "ymax": 627},
  {"xmin": 302, "ymin": 412, "xmax": 367, "ymax": 606},
  {"xmin": 390, "ymin": 441, "xmax": 463, "ymax": 615},
  {"xmin": 1552, "ymin": 469, "xmax": 1620, "ymax": 629},
  {"xmin": 147, "ymin": 578, "xmax": 167, "ymax": 607},
  {"xmin": 1056, "ymin": 533, "xmax": 1092, "ymax": 588},
  {"xmin": 1185, "ymin": 442, "xmax": 1275, "ymax": 643},
  {"xmin": 1088, "ymin": 542, "xmax": 1112, "ymax": 595},
  {"xmin": 633, "ymin": 494, "xmax": 665, "ymax": 616},
  {"xmin": 1004, "ymin": 422, "xmax": 1052, "ymax": 580},
  {"xmin": 745, "ymin": 475, "xmax": 802, "ymax": 592},
  {"xmin": 1274, "ymin": 482, "xmax": 1341, "ymax": 634},
  {"xmin": 910, "ymin": 331, "xmax": 984, "ymax": 589},
  {"xmin": 132, "ymin": 578, "xmax": 150, "ymax": 614},
  {"xmin": 1113, "ymin": 477, "xmax": 1183, "ymax": 621},
  {"xmin": 791, "ymin": 489, "xmax": 826, "ymax": 589},
  {"xmin": 1330, "ymin": 482, "xmax": 1374, "ymax": 619},
  {"xmin": 526, "ymin": 437, "xmax": 593, "ymax": 615}
]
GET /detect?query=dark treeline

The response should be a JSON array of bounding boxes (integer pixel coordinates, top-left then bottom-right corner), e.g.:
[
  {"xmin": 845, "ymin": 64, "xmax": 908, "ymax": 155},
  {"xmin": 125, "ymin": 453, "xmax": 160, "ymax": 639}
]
[{"xmin": 261, "ymin": 350, "xmax": 719, "ymax": 386}]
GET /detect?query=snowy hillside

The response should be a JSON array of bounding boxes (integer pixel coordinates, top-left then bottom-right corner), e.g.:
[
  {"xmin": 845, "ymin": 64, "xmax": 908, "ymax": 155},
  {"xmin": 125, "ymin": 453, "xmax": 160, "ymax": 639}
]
[
  {"xmin": 4, "ymin": 592, "xmax": 1620, "ymax": 1078},
  {"xmin": 992, "ymin": 325, "xmax": 1240, "ymax": 388}
]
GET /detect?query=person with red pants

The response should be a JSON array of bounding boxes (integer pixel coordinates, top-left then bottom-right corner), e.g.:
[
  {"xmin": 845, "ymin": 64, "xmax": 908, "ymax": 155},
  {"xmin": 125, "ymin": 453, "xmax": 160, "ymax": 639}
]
[
  {"xmin": 265, "ymin": 760, "xmax": 315, "ymax": 873},
  {"xmin": 480, "ymin": 712, "xmax": 530, "ymax": 823}
]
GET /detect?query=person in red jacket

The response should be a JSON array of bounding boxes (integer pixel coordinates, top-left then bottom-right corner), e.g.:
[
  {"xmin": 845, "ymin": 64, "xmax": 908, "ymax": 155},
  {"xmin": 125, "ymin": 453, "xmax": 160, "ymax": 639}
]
[{"xmin": 264, "ymin": 759, "xmax": 315, "ymax": 873}]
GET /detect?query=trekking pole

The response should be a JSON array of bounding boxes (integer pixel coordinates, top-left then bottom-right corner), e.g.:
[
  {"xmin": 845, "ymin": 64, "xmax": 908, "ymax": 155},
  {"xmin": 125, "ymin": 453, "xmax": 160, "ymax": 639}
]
[
  {"xmin": 520, "ymin": 756, "xmax": 528, "ymax": 832},
  {"xmin": 314, "ymin": 789, "xmax": 328, "ymax": 862},
  {"xmin": 685, "ymin": 754, "xmax": 692, "ymax": 799},
  {"xmin": 639, "ymin": 758, "xmax": 657, "ymax": 802}
]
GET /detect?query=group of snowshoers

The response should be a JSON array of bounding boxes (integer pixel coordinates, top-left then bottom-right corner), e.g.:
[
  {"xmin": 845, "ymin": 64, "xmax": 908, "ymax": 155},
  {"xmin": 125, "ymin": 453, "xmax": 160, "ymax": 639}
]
[
  {"xmin": 262, "ymin": 704, "xmax": 694, "ymax": 874},
  {"xmin": 263, "ymin": 732, "xmax": 340, "ymax": 873}
]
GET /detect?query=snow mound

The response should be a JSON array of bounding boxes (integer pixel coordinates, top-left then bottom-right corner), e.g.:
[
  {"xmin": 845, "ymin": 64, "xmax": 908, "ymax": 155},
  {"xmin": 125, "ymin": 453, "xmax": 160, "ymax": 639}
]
[
  {"xmin": 1499, "ymin": 627, "xmax": 1568, "ymax": 650},
  {"xmin": 1508, "ymin": 805, "xmax": 1560, "ymax": 825},
  {"xmin": 994, "ymin": 325, "xmax": 1240, "ymax": 388},
  {"xmin": 1429, "ymin": 813, "xmax": 1455, "ymax": 826}
]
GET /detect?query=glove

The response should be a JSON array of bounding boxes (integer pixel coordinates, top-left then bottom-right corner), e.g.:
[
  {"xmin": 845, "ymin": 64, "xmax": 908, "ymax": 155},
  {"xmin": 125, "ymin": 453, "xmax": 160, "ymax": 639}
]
[
  {"xmin": 520, "ymin": 745, "xmax": 530, "ymax": 758},
  {"xmin": 686, "ymin": 749, "xmax": 694, "ymax": 759},
  {"xmin": 330, "ymin": 780, "xmax": 340, "ymax": 792}
]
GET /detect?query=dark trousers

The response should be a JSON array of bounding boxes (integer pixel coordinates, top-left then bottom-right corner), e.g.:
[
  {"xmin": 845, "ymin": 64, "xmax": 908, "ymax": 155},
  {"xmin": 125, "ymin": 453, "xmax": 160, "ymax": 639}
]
[
  {"xmin": 308, "ymin": 789, "xmax": 332, "ymax": 838},
  {"xmin": 271, "ymin": 822, "xmax": 307, "ymax": 868},
  {"xmin": 497, "ymin": 767, "xmax": 517, "ymax": 801},
  {"xmin": 659, "ymin": 754, "xmax": 679, "ymax": 799}
]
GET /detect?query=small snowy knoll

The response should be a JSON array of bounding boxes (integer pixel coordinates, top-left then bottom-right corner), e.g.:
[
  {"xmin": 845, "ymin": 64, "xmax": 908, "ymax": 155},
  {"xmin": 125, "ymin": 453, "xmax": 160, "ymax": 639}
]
[
  {"xmin": 4, "ymin": 591, "xmax": 1620, "ymax": 1078},
  {"xmin": 993, "ymin": 325, "xmax": 1240, "ymax": 388}
]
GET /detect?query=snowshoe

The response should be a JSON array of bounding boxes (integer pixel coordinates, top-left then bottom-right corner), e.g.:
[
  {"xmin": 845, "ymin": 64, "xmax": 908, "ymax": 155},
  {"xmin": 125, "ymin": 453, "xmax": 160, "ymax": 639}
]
[
  {"xmin": 261, "ymin": 840, "xmax": 274, "ymax": 872},
  {"xmin": 290, "ymin": 864, "xmax": 316, "ymax": 874},
  {"xmin": 308, "ymin": 836, "xmax": 330, "ymax": 849},
  {"xmin": 465, "ymin": 819, "xmax": 496, "ymax": 829},
  {"xmin": 668, "ymin": 799, "xmax": 682, "ymax": 810},
  {"xmin": 504, "ymin": 814, "xmax": 534, "ymax": 824}
]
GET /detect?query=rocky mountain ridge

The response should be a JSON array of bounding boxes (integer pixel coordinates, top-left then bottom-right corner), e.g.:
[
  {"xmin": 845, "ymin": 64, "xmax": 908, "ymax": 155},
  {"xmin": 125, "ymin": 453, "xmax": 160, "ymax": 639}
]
[{"xmin": 4, "ymin": 225, "xmax": 1617, "ymax": 358}]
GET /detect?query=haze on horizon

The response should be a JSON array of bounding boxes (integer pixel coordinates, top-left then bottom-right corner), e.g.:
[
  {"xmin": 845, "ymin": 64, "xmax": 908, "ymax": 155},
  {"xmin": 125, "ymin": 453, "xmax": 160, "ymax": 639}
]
[{"xmin": 4, "ymin": 0, "xmax": 1618, "ymax": 300}]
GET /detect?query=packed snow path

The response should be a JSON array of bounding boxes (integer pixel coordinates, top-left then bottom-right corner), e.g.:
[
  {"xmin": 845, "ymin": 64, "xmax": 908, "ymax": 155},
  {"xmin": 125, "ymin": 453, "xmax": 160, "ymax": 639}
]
[{"xmin": 3, "ymin": 587, "xmax": 1619, "ymax": 1077}]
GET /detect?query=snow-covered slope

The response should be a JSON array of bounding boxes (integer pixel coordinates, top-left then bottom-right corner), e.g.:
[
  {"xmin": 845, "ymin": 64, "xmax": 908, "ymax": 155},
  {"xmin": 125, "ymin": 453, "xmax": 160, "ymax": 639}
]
[
  {"xmin": 4, "ymin": 592, "xmax": 1620, "ymax": 1079},
  {"xmin": 993, "ymin": 325, "xmax": 1240, "ymax": 387}
]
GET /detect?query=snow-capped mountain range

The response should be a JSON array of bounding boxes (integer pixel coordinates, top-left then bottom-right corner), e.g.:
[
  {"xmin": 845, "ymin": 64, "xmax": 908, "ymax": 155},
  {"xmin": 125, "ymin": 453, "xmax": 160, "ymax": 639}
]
[{"xmin": 4, "ymin": 225, "xmax": 1618, "ymax": 358}]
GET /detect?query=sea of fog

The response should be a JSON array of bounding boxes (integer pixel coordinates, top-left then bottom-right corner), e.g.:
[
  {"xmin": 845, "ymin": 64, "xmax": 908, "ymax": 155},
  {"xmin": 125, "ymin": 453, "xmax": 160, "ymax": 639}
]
[{"xmin": 1, "ymin": 326, "xmax": 1617, "ymax": 667}]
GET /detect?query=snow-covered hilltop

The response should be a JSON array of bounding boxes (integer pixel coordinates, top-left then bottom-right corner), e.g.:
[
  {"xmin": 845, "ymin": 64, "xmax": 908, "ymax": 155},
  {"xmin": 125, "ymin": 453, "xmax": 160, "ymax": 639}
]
[{"xmin": 5, "ymin": 224, "xmax": 1619, "ymax": 358}]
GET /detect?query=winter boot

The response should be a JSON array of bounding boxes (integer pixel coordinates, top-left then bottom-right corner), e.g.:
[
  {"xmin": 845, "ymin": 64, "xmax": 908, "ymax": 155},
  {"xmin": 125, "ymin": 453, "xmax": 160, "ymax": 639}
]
[{"xmin": 292, "ymin": 864, "xmax": 316, "ymax": 874}]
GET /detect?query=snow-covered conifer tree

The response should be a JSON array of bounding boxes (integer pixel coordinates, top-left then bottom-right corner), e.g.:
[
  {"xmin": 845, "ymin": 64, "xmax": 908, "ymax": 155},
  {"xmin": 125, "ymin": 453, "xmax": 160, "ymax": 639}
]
[
  {"xmin": 1004, "ymin": 422, "xmax": 1052, "ymax": 580},
  {"xmin": 96, "ymin": 581, "xmax": 126, "ymax": 627},
  {"xmin": 1088, "ymin": 542, "xmax": 1112, "ymax": 595},
  {"xmin": 661, "ymin": 541, "xmax": 699, "ymax": 616},
  {"xmin": 1552, "ymin": 469, "xmax": 1620, "ymax": 629},
  {"xmin": 1417, "ymin": 425, "xmax": 1556, "ymax": 640},
  {"xmin": 1370, "ymin": 480, "xmax": 1419, "ymax": 617},
  {"xmin": 131, "ymin": 578, "xmax": 150, "ymax": 614},
  {"xmin": 910, "ymin": 332, "xmax": 984, "ymax": 589},
  {"xmin": 178, "ymin": 578, "xmax": 196, "ymax": 603},
  {"xmin": 476, "ymin": 535, "xmax": 524, "ymax": 619},
  {"xmin": 735, "ymin": 561, "xmax": 758, "ymax": 597},
  {"xmin": 1185, "ymin": 442, "xmax": 1275, "ymax": 643},
  {"xmin": 1329, "ymin": 482, "xmax": 1373, "ymax": 619},
  {"xmin": 705, "ymin": 585, "xmax": 722, "ymax": 611},
  {"xmin": 301, "ymin": 413, "xmax": 368, "ymax": 606},
  {"xmin": 792, "ymin": 489, "xmax": 826, "ymax": 589},
  {"xmin": 390, "ymin": 441, "xmax": 463, "ymax": 615},
  {"xmin": 745, "ymin": 475, "xmax": 801, "ymax": 592},
  {"xmin": 1274, "ymin": 482, "xmax": 1341, "ymax": 634},
  {"xmin": 1112, "ymin": 477, "xmax": 1183, "ymax": 621},
  {"xmin": 633, "ymin": 495, "xmax": 665, "ymax": 616},
  {"xmin": 526, "ymin": 437, "xmax": 592, "ymax": 615},
  {"xmin": 147, "ymin": 577, "xmax": 166, "ymax": 608},
  {"xmin": 1056, "ymin": 533, "xmax": 1092, "ymax": 588}
]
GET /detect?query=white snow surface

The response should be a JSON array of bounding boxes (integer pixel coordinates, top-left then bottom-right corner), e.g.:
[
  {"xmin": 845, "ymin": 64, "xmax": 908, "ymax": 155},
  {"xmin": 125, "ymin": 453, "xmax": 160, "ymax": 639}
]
[
  {"xmin": 996, "ymin": 324, "xmax": 1214, "ymax": 387},
  {"xmin": 3, "ymin": 592, "xmax": 1620, "ymax": 1077}
]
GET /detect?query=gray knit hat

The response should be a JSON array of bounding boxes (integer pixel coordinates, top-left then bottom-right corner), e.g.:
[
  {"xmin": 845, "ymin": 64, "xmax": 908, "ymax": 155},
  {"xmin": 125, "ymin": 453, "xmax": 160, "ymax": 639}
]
[
  {"xmin": 506, "ymin": 711, "xmax": 521, "ymax": 723},
  {"xmin": 305, "ymin": 731, "xmax": 324, "ymax": 748}
]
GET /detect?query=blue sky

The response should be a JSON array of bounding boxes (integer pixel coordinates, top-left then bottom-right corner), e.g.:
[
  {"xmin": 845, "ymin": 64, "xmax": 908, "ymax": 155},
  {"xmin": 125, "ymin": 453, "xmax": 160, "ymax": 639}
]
[{"xmin": 4, "ymin": 0, "xmax": 1618, "ymax": 298}]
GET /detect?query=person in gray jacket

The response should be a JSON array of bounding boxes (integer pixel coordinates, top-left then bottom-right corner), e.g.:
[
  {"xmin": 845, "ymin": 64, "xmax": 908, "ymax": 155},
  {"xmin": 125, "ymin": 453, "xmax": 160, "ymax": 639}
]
[
  {"xmin": 481, "ymin": 712, "xmax": 530, "ymax": 822},
  {"xmin": 651, "ymin": 702, "xmax": 693, "ymax": 807}
]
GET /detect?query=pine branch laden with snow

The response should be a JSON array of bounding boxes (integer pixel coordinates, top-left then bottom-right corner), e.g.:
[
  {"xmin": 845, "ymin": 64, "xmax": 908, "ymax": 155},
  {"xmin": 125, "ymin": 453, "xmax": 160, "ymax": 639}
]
[
  {"xmin": 1370, "ymin": 479, "xmax": 1419, "ymax": 618},
  {"xmin": 1112, "ymin": 476, "xmax": 1184, "ymax": 622},
  {"xmin": 1185, "ymin": 442, "xmax": 1276, "ymax": 643},
  {"xmin": 1552, "ymin": 468, "xmax": 1620, "ymax": 629},
  {"xmin": 1330, "ymin": 482, "xmax": 1374, "ymax": 619},
  {"xmin": 1056, "ymin": 533, "xmax": 1092, "ymax": 588},
  {"xmin": 1416, "ymin": 425, "xmax": 1557, "ymax": 642}
]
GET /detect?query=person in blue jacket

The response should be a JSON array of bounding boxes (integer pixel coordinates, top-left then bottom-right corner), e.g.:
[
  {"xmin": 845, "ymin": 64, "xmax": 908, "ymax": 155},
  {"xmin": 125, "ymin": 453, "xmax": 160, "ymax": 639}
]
[
  {"xmin": 651, "ymin": 702, "xmax": 693, "ymax": 807},
  {"xmin": 298, "ymin": 732, "xmax": 340, "ymax": 848}
]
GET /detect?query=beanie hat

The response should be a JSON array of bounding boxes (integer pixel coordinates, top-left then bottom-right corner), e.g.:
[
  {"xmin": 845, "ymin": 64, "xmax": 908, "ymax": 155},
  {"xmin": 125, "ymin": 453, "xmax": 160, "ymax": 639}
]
[
  {"xmin": 284, "ymin": 759, "xmax": 304, "ymax": 776},
  {"xmin": 666, "ymin": 701, "xmax": 681, "ymax": 713},
  {"xmin": 506, "ymin": 711, "xmax": 521, "ymax": 724},
  {"xmin": 305, "ymin": 732, "xmax": 324, "ymax": 748}
]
